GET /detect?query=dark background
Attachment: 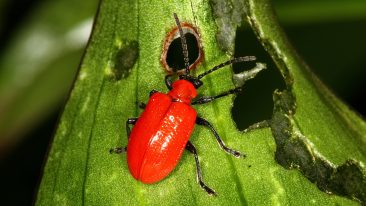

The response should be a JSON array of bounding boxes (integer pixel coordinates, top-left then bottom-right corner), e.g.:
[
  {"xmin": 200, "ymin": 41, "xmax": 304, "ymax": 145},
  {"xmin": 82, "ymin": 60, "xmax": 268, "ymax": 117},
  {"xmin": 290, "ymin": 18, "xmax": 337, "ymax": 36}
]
[{"xmin": 0, "ymin": 0, "xmax": 365, "ymax": 205}]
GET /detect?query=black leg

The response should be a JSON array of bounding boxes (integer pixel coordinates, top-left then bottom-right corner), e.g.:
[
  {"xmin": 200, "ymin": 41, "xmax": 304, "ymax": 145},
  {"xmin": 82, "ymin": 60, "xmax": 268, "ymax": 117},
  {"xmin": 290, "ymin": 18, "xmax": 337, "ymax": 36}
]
[
  {"xmin": 165, "ymin": 75, "xmax": 173, "ymax": 90},
  {"xmin": 126, "ymin": 118, "xmax": 138, "ymax": 137},
  {"xmin": 110, "ymin": 118, "xmax": 138, "ymax": 154},
  {"xmin": 196, "ymin": 117, "xmax": 245, "ymax": 158},
  {"xmin": 110, "ymin": 147, "xmax": 126, "ymax": 154},
  {"xmin": 139, "ymin": 102, "xmax": 147, "ymax": 109},
  {"xmin": 150, "ymin": 89, "xmax": 159, "ymax": 97},
  {"xmin": 191, "ymin": 87, "xmax": 242, "ymax": 105},
  {"xmin": 185, "ymin": 141, "xmax": 216, "ymax": 196}
]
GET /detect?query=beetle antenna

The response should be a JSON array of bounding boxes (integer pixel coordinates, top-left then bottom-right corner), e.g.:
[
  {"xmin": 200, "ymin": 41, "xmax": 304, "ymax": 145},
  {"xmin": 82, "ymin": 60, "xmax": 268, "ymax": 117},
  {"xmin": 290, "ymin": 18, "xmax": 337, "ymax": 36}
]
[
  {"xmin": 197, "ymin": 56, "xmax": 256, "ymax": 79},
  {"xmin": 174, "ymin": 13, "xmax": 190, "ymax": 76}
]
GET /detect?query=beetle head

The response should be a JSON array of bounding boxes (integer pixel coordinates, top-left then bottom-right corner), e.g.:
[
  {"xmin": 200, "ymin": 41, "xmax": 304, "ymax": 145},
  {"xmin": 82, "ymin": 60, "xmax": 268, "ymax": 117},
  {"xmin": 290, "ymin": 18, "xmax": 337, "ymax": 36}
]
[{"xmin": 182, "ymin": 75, "xmax": 203, "ymax": 89}]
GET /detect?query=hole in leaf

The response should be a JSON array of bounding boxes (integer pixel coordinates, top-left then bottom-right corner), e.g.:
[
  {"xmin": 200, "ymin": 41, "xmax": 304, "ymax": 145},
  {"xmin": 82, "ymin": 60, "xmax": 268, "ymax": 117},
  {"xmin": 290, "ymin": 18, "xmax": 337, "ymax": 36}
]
[
  {"xmin": 166, "ymin": 33, "xmax": 199, "ymax": 72},
  {"xmin": 161, "ymin": 23, "xmax": 203, "ymax": 74},
  {"xmin": 232, "ymin": 26, "xmax": 286, "ymax": 130}
]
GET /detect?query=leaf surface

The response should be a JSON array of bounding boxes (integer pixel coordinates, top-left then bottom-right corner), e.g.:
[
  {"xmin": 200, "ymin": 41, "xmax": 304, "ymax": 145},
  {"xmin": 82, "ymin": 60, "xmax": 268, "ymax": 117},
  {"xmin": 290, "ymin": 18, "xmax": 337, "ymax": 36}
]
[{"xmin": 36, "ymin": 0, "xmax": 366, "ymax": 205}]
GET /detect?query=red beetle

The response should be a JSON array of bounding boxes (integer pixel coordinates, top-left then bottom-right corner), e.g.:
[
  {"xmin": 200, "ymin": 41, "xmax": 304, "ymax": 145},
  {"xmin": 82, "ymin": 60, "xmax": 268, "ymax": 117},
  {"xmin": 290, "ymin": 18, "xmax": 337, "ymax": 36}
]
[{"xmin": 111, "ymin": 13, "xmax": 257, "ymax": 195}]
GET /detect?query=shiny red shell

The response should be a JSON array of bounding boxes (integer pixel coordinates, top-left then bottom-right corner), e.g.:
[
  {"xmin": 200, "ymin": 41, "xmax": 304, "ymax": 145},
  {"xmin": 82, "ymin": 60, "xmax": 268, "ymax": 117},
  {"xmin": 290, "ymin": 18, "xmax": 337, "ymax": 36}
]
[{"xmin": 127, "ymin": 80, "xmax": 197, "ymax": 183}]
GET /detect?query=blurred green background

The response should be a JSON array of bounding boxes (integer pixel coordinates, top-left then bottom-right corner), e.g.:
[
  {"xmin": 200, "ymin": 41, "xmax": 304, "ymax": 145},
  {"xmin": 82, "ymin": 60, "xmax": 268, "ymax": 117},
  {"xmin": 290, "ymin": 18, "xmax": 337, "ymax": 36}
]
[{"xmin": 0, "ymin": 0, "xmax": 365, "ymax": 205}]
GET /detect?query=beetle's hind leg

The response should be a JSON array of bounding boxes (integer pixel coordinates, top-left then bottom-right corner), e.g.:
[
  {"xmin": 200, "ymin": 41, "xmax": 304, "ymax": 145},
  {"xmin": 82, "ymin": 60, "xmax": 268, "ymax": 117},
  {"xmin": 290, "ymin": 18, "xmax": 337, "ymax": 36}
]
[
  {"xmin": 126, "ymin": 118, "xmax": 138, "ymax": 137},
  {"xmin": 110, "ymin": 118, "xmax": 138, "ymax": 154},
  {"xmin": 185, "ymin": 141, "xmax": 216, "ymax": 196},
  {"xmin": 196, "ymin": 117, "xmax": 245, "ymax": 158},
  {"xmin": 109, "ymin": 147, "xmax": 126, "ymax": 154}
]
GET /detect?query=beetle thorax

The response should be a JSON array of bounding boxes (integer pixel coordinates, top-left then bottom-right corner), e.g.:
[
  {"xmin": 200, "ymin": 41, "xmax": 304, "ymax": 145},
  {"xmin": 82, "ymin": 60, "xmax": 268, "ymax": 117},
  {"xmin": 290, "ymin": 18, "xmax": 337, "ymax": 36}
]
[{"xmin": 168, "ymin": 80, "xmax": 197, "ymax": 104}]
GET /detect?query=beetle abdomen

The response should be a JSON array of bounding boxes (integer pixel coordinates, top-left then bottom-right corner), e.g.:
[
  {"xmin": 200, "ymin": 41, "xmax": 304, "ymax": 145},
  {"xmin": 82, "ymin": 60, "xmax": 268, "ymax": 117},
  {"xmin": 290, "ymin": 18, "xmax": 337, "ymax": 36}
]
[
  {"xmin": 139, "ymin": 102, "xmax": 196, "ymax": 183},
  {"xmin": 127, "ymin": 93, "xmax": 196, "ymax": 184},
  {"xmin": 127, "ymin": 93, "xmax": 172, "ymax": 181}
]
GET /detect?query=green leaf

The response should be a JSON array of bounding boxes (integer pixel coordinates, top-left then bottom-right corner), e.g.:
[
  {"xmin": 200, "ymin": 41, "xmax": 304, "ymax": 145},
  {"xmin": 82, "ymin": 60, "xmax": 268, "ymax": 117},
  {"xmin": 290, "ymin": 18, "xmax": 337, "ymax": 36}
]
[{"xmin": 36, "ymin": 0, "xmax": 366, "ymax": 205}]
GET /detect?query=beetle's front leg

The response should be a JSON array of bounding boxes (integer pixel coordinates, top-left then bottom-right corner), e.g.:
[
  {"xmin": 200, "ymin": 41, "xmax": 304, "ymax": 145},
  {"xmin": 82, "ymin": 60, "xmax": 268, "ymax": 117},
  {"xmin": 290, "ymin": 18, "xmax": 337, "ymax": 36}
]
[
  {"xmin": 150, "ymin": 89, "xmax": 159, "ymax": 97},
  {"xmin": 185, "ymin": 141, "xmax": 216, "ymax": 196},
  {"xmin": 195, "ymin": 117, "xmax": 245, "ymax": 158},
  {"xmin": 110, "ymin": 118, "xmax": 138, "ymax": 154},
  {"xmin": 165, "ymin": 75, "xmax": 173, "ymax": 90}
]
